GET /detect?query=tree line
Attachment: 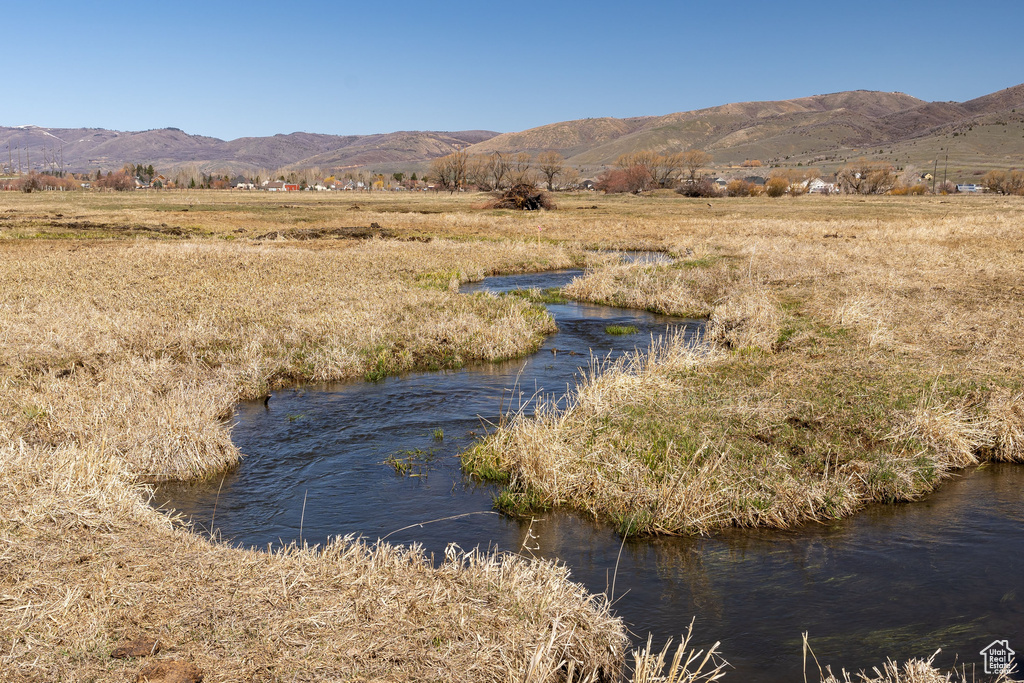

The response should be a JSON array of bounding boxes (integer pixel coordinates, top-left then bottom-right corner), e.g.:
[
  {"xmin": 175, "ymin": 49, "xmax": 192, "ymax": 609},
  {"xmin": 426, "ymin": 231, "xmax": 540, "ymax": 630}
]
[
  {"xmin": 982, "ymin": 170, "xmax": 1024, "ymax": 195},
  {"xmin": 596, "ymin": 150, "xmax": 712, "ymax": 194},
  {"xmin": 429, "ymin": 150, "xmax": 581, "ymax": 192}
]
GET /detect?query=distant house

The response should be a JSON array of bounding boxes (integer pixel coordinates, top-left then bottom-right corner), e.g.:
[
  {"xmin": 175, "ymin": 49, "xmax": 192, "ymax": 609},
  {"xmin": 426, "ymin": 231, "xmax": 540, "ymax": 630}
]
[
  {"xmin": 743, "ymin": 176, "xmax": 766, "ymax": 186},
  {"xmin": 956, "ymin": 183, "xmax": 983, "ymax": 193},
  {"xmin": 713, "ymin": 177, "xmax": 729, "ymax": 188},
  {"xmin": 581, "ymin": 179, "xmax": 596, "ymax": 190},
  {"xmin": 807, "ymin": 178, "xmax": 837, "ymax": 194},
  {"xmin": 263, "ymin": 180, "xmax": 299, "ymax": 192}
]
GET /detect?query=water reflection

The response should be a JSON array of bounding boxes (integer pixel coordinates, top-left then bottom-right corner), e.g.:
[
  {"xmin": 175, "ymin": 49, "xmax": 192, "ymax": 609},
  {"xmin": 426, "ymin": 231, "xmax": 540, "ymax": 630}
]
[{"xmin": 154, "ymin": 268, "xmax": 1023, "ymax": 682}]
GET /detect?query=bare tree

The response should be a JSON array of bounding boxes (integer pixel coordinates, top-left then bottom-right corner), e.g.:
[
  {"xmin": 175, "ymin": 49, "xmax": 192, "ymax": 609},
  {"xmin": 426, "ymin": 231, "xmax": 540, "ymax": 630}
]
[
  {"xmin": 597, "ymin": 165, "xmax": 655, "ymax": 194},
  {"xmin": 467, "ymin": 154, "xmax": 494, "ymax": 190},
  {"xmin": 983, "ymin": 170, "xmax": 1007, "ymax": 194},
  {"xmin": 507, "ymin": 153, "xmax": 534, "ymax": 186},
  {"xmin": 430, "ymin": 150, "xmax": 469, "ymax": 193},
  {"xmin": 652, "ymin": 152, "xmax": 685, "ymax": 188},
  {"xmin": 616, "ymin": 150, "xmax": 686, "ymax": 188},
  {"xmin": 175, "ymin": 163, "xmax": 200, "ymax": 189},
  {"xmin": 611, "ymin": 151, "xmax": 661, "ymax": 193},
  {"xmin": 837, "ymin": 160, "xmax": 895, "ymax": 194},
  {"xmin": 560, "ymin": 165, "xmax": 581, "ymax": 190},
  {"xmin": 616, "ymin": 151, "xmax": 658, "ymax": 177},
  {"xmin": 537, "ymin": 151, "xmax": 565, "ymax": 191},
  {"xmin": 682, "ymin": 149, "xmax": 712, "ymax": 183},
  {"xmin": 488, "ymin": 152, "xmax": 510, "ymax": 190},
  {"xmin": 96, "ymin": 171, "xmax": 136, "ymax": 191},
  {"xmin": 1006, "ymin": 170, "xmax": 1024, "ymax": 195}
]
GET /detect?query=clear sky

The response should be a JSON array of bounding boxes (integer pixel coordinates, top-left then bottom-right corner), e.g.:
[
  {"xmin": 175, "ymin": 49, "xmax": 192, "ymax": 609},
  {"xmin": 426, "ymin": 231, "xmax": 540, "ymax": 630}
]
[{"xmin": 5, "ymin": 1, "xmax": 1023, "ymax": 140}]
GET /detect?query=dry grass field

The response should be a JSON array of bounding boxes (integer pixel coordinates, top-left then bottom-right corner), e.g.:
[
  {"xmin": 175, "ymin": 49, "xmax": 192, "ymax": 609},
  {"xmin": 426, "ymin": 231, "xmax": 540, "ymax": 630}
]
[
  {"xmin": 2, "ymin": 189, "xmax": 1021, "ymax": 681},
  {"xmin": 465, "ymin": 193, "xmax": 1024, "ymax": 534},
  {"xmin": 0, "ymin": 199, "xmax": 625, "ymax": 681}
]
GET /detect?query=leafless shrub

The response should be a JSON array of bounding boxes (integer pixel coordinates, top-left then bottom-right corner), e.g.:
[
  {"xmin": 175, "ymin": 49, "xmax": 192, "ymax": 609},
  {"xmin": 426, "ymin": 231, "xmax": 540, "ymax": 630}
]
[
  {"xmin": 597, "ymin": 166, "xmax": 655, "ymax": 194},
  {"xmin": 676, "ymin": 179, "xmax": 721, "ymax": 198},
  {"xmin": 96, "ymin": 171, "xmax": 136, "ymax": 191},
  {"xmin": 488, "ymin": 184, "xmax": 556, "ymax": 210}
]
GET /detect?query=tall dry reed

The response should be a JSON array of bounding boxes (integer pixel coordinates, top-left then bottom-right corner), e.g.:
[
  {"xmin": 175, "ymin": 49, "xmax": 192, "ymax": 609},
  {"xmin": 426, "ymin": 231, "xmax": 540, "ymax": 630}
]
[
  {"xmin": 467, "ymin": 195, "xmax": 1024, "ymax": 534},
  {"xmin": 0, "ymin": 232, "xmax": 625, "ymax": 681}
]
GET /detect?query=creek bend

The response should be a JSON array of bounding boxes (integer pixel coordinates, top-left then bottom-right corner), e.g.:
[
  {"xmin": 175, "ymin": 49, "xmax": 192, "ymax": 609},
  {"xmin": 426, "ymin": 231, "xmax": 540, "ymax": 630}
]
[{"xmin": 155, "ymin": 266, "xmax": 1024, "ymax": 682}]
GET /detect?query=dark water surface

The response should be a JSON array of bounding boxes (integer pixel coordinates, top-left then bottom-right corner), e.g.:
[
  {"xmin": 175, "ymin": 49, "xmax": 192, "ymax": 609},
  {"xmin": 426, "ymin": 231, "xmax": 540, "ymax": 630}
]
[{"xmin": 156, "ymin": 267, "xmax": 1023, "ymax": 681}]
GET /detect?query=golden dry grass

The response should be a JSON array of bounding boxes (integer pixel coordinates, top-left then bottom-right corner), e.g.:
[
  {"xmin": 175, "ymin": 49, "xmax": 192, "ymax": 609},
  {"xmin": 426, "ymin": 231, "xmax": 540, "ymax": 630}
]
[
  {"xmin": 0, "ymin": 212, "xmax": 626, "ymax": 680},
  {"xmin": 3, "ymin": 189, "xmax": 1022, "ymax": 679},
  {"xmin": 0, "ymin": 238, "xmax": 587, "ymax": 479},
  {"xmin": 1, "ymin": 440, "xmax": 624, "ymax": 682},
  {"xmin": 814, "ymin": 650, "xmax": 1014, "ymax": 683},
  {"xmin": 463, "ymin": 193, "xmax": 1024, "ymax": 534}
]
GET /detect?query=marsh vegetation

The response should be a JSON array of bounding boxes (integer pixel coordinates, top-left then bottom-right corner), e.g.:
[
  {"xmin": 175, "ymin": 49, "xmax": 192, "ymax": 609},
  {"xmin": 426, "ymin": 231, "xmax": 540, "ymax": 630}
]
[{"xmin": 1, "ymin": 189, "xmax": 1021, "ymax": 681}]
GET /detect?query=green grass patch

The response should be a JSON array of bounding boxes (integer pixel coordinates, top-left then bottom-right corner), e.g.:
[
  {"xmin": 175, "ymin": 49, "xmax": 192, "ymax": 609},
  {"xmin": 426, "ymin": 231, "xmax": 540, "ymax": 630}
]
[
  {"xmin": 494, "ymin": 488, "xmax": 551, "ymax": 516},
  {"xmin": 461, "ymin": 442, "xmax": 511, "ymax": 484},
  {"xmin": 605, "ymin": 325, "xmax": 639, "ymax": 336},
  {"xmin": 385, "ymin": 447, "xmax": 438, "ymax": 477},
  {"xmin": 460, "ymin": 309, "xmax": 1012, "ymax": 536},
  {"xmin": 503, "ymin": 287, "xmax": 568, "ymax": 304},
  {"xmin": 414, "ymin": 268, "xmax": 462, "ymax": 290}
]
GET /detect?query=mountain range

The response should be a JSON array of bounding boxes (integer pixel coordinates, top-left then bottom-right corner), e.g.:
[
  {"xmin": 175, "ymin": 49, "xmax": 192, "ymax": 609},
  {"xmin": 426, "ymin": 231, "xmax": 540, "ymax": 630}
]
[{"xmin": 3, "ymin": 84, "xmax": 1023, "ymax": 179}]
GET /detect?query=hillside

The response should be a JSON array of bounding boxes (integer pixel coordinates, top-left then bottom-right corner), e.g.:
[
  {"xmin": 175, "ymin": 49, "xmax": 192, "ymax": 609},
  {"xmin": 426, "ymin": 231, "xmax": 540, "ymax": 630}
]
[
  {"xmin": 0, "ymin": 126, "xmax": 499, "ymax": 176},
  {"xmin": 467, "ymin": 86, "xmax": 1024, "ymax": 177},
  {"xmin": 3, "ymin": 84, "xmax": 1023, "ymax": 179},
  {"xmin": 469, "ymin": 91, "xmax": 926, "ymax": 165}
]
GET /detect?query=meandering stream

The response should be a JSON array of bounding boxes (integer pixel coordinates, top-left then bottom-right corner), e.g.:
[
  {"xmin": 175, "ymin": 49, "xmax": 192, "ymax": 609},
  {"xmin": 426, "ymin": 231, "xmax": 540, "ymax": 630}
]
[{"xmin": 156, "ymin": 265, "xmax": 1023, "ymax": 681}]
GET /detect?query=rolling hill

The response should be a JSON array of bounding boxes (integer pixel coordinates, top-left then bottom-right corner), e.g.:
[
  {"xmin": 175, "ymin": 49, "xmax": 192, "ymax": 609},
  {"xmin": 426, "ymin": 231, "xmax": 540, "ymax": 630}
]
[
  {"xmin": 3, "ymin": 84, "xmax": 1023, "ymax": 179},
  {"xmin": 0, "ymin": 126, "xmax": 498, "ymax": 176},
  {"xmin": 466, "ymin": 85, "xmax": 1024, "ymax": 177}
]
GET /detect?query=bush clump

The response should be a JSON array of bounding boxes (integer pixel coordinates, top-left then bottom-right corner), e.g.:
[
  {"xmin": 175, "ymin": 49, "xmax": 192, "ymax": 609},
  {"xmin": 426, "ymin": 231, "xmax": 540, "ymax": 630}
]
[
  {"xmin": 488, "ymin": 184, "xmax": 556, "ymax": 210},
  {"xmin": 675, "ymin": 179, "xmax": 720, "ymax": 198},
  {"xmin": 764, "ymin": 176, "xmax": 790, "ymax": 197}
]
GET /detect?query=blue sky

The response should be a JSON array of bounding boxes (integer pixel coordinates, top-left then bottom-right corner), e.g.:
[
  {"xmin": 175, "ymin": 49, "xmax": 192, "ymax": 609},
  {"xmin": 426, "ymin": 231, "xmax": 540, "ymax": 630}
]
[{"xmin": 6, "ymin": 1, "xmax": 1023, "ymax": 140}]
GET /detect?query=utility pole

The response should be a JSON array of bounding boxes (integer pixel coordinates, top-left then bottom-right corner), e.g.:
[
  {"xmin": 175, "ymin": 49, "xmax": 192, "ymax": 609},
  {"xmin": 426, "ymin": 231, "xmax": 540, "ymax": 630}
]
[
  {"xmin": 942, "ymin": 154, "xmax": 949, "ymax": 190},
  {"xmin": 932, "ymin": 157, "xmax": 938, "ymax": 194}
]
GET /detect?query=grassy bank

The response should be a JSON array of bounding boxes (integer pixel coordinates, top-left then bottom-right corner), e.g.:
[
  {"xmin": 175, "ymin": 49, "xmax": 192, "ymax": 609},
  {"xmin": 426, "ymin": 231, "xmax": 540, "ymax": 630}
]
[
  {"xmin": 2, "ymin": 190, "xmax": 1020, "ymax": 679},
  {"xmin": 465, "ymin": 196, "xmax": 1024, "ymax": 534},
  {"xmin": 0, "ymin": 220, "xmax": 625, "ymax": 680}
]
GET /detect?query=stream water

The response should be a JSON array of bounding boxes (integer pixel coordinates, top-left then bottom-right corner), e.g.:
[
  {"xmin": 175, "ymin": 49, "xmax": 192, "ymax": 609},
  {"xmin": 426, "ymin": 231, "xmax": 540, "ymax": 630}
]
[{"xmin": 155, "ymin": 265, "xmax": 1023, "ymax": 681}]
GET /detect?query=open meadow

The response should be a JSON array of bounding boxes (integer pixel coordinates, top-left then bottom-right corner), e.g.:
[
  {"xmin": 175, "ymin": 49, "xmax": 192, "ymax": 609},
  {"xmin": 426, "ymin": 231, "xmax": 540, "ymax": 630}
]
[{"xmin": 1, "ymin": 189, "xmax": 1022, "ymax": 681}]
